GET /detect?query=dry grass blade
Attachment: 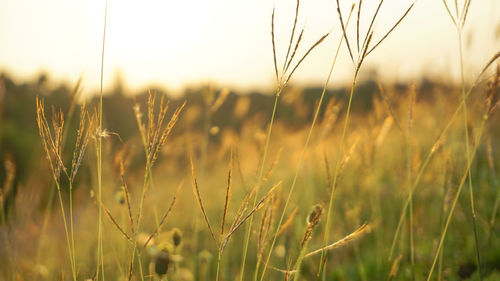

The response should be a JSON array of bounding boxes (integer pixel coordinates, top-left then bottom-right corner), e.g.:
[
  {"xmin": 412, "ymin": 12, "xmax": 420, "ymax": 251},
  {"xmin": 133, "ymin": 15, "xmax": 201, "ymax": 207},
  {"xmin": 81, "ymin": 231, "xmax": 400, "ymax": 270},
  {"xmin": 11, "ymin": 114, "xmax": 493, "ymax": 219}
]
[
  {"xmin": 387, "ymin": 254, "xmax": 403, "ymax": 281},
  {"xmin": 149, "ymin": 97, "xmax": 169, "ymax": 160},
  {"xmin": 361, "ymin": 0, "xmax": 384, "ymax": 55},
  {"xmin": 142, "ymin": 180, "xmax": 183, "ymax": 251},
  {"xmin": 98, "ymin": 200, "xmax": 133, "ymax": 243},
  {"xmin": 285, "ymin": 28, "xmax": 305, "ymax": 74},
  {"xmin": 460, "ymin": 0, "xmax": 472, "ymax": 28},
  {"xmin": 356, "ymin": 0, "xmax": 362, "ymax": 53},
  {"xmin": 283, "ymin": 0, "xmax": 300, "ymax": 73},
  {"xmin": 262, "ymin": 147, "xmax": 283, "ymax": 185},
  {"xmin": 234, "ymin": 147, "xmax": 248, "ymax": 190},
  {"xmin": 442, "ymin": 0, "xmax": 457, "ymax": 26},
  {"xmin": 119, "ymin": 161, "xmax": 135, "ymax": 233},
  {"xmin": 377, "ymin": 82, "xmax": 404, "ymax": 133},
  {"xmin": 477, "ymin": 52, "xmax": 500, "ymax": 79},
  {"xmin": 257, "ymin": 199, "xmax": 273, "ymax": 260},
  {"xmin": 190, "ymin": 157, "xmax": 218, "ymax": 246},
  {"xmin": 408, "ymin": 84, "xmax": 416, "ymax": 134},
  {"xmin": 336, "ymin": 0, "xmax": 354, "ymax": 64},
  {"xmin": 36, "ymin": 97, "xmax": 68, "ymax": 180},
  {"xmin": 305, "ymin": 223, "xmax": 369, "ymax": 257},
  {"xmin": 338, "ymin": 137, "xmax": 359, "ymax": 176},
  {"xmin": 126, "ymin": 253, "xmax": 134, "ymax": 281},
  {"xmin": 286, "ymin": 32, "xmax": 330, "ymax": 84},
  {"xmin": 147, "ymin": 91, "xmax": 156, "ymax": 149},
  {"xmin": 277, "ymin": 207, "xmax": 298, "ymax": 237},
  {"xmin": 221, "ymin": 150, "xmax": 233, "ymax": 235},
  {"xmin": 366, "ymin": 3, "xmax": 415, "ymax": 57},
  {"xmin": 71, "ymin": 101, "xmax": 94, "ymax": 182},
  {"xmin": 324, "ymin": 153, "xmax": 332, "ymax": 190},
  {"xmin": 151, "ymin": 101, "xmax": 186, "ymax": 166},
  {"xmin": 357, "ymin": 31, "xmax": 373, "ymax": 71},
  {"xmin": 227, "ymin": 185, "xmax": 256, "ymax": 238},
  {"xmin": 210, "ymin": 88, "xmax": 229, "ymax": 113},
  {"xmin": 225, "ymin": 181, "xmax": 281, "ymax": 241},
  {"xmin": 133, "ymin": 103, "xmax": 147, "ymax": 147},
  {"xmin": 36, "ymin": 98, "xmax": 57, "ymax": 180},
  {"xmin": 271, "ymin": 7, "xmax": 279, "ymax": 83}
]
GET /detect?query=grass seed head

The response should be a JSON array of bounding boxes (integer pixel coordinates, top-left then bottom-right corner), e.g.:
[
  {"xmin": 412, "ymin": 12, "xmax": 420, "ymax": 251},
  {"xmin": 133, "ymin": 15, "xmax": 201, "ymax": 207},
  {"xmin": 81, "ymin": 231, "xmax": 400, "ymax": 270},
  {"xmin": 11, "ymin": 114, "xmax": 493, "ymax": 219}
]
[{"xmin": 172, "ymin": 228, "xmax": 183, "ymax": 247}]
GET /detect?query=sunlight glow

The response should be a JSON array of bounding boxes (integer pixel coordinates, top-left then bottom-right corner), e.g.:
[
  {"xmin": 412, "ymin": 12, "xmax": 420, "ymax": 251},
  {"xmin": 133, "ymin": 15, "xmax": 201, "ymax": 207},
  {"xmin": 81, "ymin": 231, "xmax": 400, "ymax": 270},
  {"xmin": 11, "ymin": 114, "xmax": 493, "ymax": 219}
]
[{"xmin": 0, "ymin": 0, "xmax": 498, "ymax": 94}]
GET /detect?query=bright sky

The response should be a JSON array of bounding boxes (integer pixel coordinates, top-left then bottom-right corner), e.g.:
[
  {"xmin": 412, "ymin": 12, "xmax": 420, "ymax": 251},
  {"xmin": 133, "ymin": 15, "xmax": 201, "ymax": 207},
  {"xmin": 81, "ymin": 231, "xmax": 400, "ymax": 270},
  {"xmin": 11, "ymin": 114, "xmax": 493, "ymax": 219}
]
[{"xmin": 0, "ymin": 0, "xmax": 498, "ymax": 95}]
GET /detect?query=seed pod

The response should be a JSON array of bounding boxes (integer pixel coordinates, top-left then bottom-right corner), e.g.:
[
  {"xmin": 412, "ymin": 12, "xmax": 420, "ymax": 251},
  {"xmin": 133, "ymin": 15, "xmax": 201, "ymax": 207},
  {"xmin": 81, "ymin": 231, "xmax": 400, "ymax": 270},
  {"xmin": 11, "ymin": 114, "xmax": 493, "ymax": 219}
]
[
  {"xmin": 115, "ymin": 190, "xmax": 125, "ymax": 205},
  {"xmin": 306, "ymin": 204, "xmax": 323, "ymax": 226},
  {"xmin": 154, "ymin": 250, "xmax": 170, "ymax": 277},
  {"xmin": 172, "ymin": 228, "xmax": 183, "ymax": 247}
]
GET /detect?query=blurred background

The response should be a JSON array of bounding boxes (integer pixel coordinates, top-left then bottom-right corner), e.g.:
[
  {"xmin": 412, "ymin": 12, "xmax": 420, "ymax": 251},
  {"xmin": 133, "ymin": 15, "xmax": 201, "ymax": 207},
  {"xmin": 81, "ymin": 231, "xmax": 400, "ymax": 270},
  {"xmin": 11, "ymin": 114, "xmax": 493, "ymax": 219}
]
[
  {"xmin": 0, "ymin": 0, "xmax": 499, "ymax": 93},
  {"xmin": 1, "ymin": 1, "xmax": 500, "ymax": 279}
]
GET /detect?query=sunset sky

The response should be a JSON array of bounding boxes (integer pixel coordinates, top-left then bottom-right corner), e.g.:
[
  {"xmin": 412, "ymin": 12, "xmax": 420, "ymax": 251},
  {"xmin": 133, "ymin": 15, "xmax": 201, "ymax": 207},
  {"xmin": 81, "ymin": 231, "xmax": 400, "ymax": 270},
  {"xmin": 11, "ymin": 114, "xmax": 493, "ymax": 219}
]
[{"xmin": 0, "ymin": 0, "xmax": 498, "ymax": 95}]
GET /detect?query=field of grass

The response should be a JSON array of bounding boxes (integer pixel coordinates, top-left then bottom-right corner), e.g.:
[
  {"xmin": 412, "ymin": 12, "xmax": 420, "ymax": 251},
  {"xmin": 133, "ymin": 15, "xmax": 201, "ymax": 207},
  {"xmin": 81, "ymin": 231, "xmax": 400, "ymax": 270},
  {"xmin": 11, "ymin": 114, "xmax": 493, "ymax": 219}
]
[{"xmin": 1, "ymin": 0, "xmax": 500, "ymax": 280}]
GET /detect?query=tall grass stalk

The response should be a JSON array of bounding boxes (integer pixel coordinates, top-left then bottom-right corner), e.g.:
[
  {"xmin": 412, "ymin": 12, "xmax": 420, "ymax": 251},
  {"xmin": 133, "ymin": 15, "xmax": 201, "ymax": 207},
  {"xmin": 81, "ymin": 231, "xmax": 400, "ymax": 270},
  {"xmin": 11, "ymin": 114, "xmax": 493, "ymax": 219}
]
[
  {"xmin": 319, "ymin": 72, "xmax": 358, "ymax": 279},
  {"xmin": 96, "ymin": 1, "xmax": 107, "ymax": 280},
  {"xmin": 426, "ymin": 107, "xmax": 488, "ymax": 281},
  {"xmin": 35, "ymin": 80, "xmax": 81, "ymax": 280},
  {"xmin": 441, "ymin": 0, "xmax": 483, "ymax": 276},
  {"xmin": 388, "ymin": 50, "xmax": 500, "ymax": 271},
  {"xmin": 456, "ymin": 15, "xmax": 483, "ymax": 281},
  {"xmin": 240, "ymin": 2, "xmax": 330, "ymax": 279},
  {"xmin": 35, "ymin": 99, "xmax": 77, "ymax": 281},
  {"xmin": 406, "ymin": 88, "xmax": 415, "ymax": 280},
  {"xmin": 319, "ymin": 1, "xmax": 414, "ymax": 278},
  {"xmin": 388, "ymin": 61, "xmax": 497, "ymax": 262},
  {"xmin": 258, "ymin": 7, "xmax": 355, "ymax": 281}
]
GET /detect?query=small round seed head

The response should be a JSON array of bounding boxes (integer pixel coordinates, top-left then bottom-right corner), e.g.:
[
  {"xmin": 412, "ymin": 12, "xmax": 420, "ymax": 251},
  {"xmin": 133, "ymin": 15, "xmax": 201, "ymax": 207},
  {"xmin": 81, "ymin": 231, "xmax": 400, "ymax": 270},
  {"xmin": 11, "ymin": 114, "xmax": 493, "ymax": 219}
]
[
  {"xmin": 198, "ymin": 250, "xmax": 213, "ymax": 264},
  {"xmin": 115, "ymin": 190, "xmax": 125, "ymax": 205},
  {"xmin": 154, "ymin": 250, "xmax": 170, "ymax": 277},
  {"xmin": 274, "ymin": 244, "xmax": 286, "ymax": 258},
  {"xmin": 306, "ymin": 204, "xmax": 323, "ymax": 226},
  {"xmin": 171, "ymin": 228, "xmax": 183, "ymax": 247}
]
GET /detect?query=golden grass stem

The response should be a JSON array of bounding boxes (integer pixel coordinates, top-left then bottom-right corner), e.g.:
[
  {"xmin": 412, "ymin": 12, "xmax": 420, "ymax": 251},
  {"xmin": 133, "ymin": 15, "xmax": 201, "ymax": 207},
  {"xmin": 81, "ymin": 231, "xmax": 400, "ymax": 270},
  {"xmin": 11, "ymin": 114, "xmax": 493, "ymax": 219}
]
[
  {"xmin": 426, "ymin": 113, "xmax": 488, "ymax": 281},
  {"xmin": 259, "ymin": 10, "xmax": 355, "ymax": 280},
  {"xmin": 238, "ymin": 87, "xmax": 281, "ymax": 281},
  {"xmin": 319, "ymin": 72, "xmax": 359, "ymax": 279},
  {"xmin": 96, "ymin": 1, "xmax": 107, "ymax": 280},
  {"xmin": 457, "ymin": 25, "xmax": 483, "ymax": 280},
  {"xmin": 387, "ymin": 52, "xmax": 500, "ymax": 262}
]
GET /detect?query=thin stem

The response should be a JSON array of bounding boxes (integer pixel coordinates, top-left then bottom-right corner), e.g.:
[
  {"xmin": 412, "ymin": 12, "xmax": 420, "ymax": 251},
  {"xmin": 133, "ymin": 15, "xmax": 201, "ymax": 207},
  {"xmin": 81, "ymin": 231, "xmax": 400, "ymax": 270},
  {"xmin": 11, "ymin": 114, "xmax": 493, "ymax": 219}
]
[
  {"xmin": 426, "ymin": 115, "xmax": 487, "ymax": 281},
  {"xmin": 216, "ymin": 251, "xmax": 222, "ymax": 281},
  {"xmin": 96, "ymin": 1, "xmax": 107, "ymax": 280},
  {"xmin": 457, "ymin": 27, "xmax": 483, "ymax": 280},
  {"xmin": 239, "ymin": 87, "xmax": 281, "ymax": 281},
  {"xmin": 69, "ymin": 182, "xmax": 77, "ymax": 281},
  {"xmin": 388, "ymin": 73, "xmax": 485, "ymax": 262},
  {"xmin": 407, "ymin": 117, "xmax": 415, "ymax": 281},
  {"xmin": 319, "ymin": 70, "xmax": 359, "ymax": 279},
  {"xmin": 55, "ymin": 181, "xmax": 77, "ymax": 281},
  {"xmin": 259, "ymin": 22, "xmax": 350, "ymax": 281}
]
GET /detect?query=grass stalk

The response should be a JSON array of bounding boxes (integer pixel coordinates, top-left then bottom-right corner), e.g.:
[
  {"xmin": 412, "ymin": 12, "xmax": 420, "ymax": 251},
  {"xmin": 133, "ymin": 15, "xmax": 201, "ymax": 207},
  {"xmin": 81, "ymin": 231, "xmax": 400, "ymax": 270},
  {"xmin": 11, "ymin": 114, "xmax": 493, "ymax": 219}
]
[
  {"xmin": 426, "ymin": 111, "xmax": 488, "ymax": 281},
  {"xmin": 457, "ymin": 26, "xmax": 483, "ymax": 280},
  {"xmin": 239, "ymin": 86, "xmax": 281, "ymax": 281},
  {"xmin": 406, "ymin": 94, "xmax": 415, "ymax": 281},
  {"xmin": 387, "ymin": 51, "xmax": 499, "ymax": 260},
  {"xmin": 258, "ymin": 21, "xmax": 353, "ymax": 281},
  {"xmin": 96, "ymin": 1, "xmax": 107, "ymax": 279},
  {"xmin": 319, "ymin": 71, "xmax": 359, "ymax": 279}
]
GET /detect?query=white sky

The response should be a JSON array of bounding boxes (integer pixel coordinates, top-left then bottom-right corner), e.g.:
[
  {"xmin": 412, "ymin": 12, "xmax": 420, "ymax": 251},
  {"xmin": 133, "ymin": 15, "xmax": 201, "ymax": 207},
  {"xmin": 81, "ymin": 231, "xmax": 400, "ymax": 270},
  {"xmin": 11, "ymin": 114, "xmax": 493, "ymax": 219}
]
[{"xmin": 0, "ymin": 0, "xmax": 498, "ymax": 95}]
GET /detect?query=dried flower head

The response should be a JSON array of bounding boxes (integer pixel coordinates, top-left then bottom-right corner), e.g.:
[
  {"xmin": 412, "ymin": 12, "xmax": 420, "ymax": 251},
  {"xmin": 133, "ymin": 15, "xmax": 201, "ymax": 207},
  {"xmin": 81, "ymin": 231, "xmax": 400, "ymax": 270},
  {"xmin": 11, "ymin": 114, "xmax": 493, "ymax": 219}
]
[{"xmin": 171, "ymin": 228, "xmax": 183, "ymax": 247}]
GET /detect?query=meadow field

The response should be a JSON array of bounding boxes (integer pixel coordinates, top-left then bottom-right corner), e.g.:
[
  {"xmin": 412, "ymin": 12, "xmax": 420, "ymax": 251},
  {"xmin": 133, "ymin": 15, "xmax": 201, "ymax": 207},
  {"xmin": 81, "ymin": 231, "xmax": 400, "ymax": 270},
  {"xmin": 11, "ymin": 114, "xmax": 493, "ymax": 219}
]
[{"xmin": 1, "ymin": 0, "xmax": 500, "ymax": 280}]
